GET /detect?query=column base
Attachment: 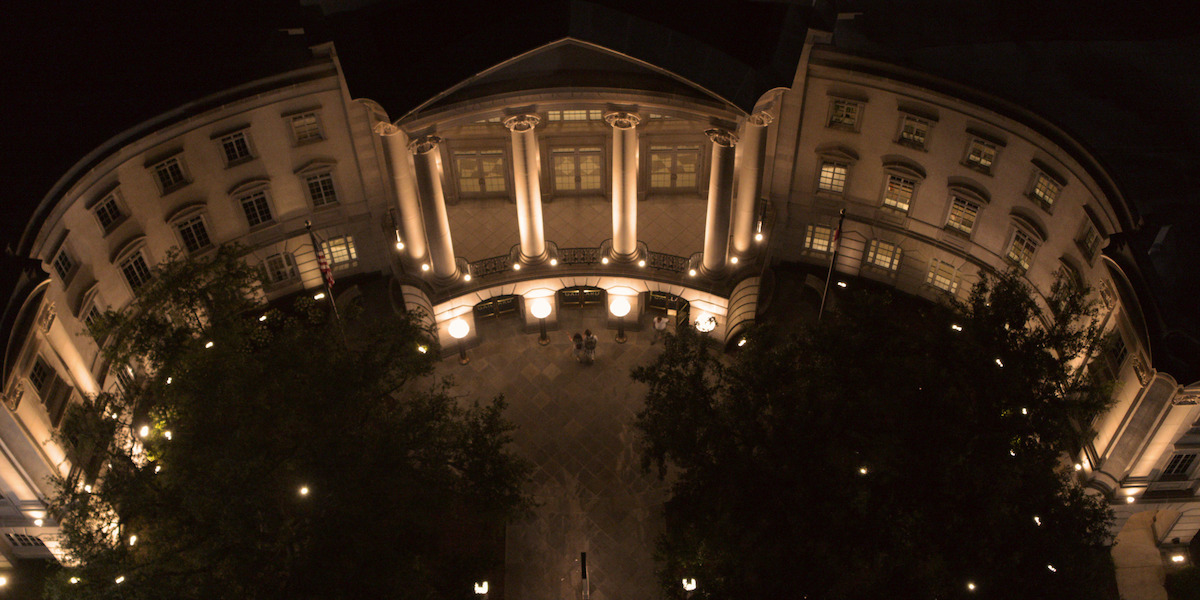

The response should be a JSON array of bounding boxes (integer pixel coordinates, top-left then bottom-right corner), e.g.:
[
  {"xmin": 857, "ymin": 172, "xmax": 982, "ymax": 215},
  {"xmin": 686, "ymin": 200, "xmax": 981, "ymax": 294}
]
[{"xmin": 600, "ymin": 239, "xmax": 646, "ymax": 265}]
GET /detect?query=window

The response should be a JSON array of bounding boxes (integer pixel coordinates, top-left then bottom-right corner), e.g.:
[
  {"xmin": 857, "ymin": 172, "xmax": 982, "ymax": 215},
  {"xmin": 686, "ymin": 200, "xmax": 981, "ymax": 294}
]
[
  {"xmin": 897, "ymin": 115, "xmax": 931, "ymax": 150},
  {"xmin": 84, "ymin": 304, "xmax": 102, "ymax": 328},
  {"xmin": 865, "ymin": 240, "xmax": 902, "ymax": 271},
  {"xmin": 4, "ymin": 533, "xmax": 45, "ymax": 548},
  {"xmin": 804, "ymin": 224, "xmax": 834, "ymax": 253},
  {"xmin": 290, "ymin": 112, "xmax": 323, "ymax": 144},
  {"xmin": 649, "ymin": 145, "xmax": 701, "ymax": 189},
  {"xmin": 1007, "ymin": 228, "xmax": 1039, "ymax": 271},
  {"xmin": 551, "ymin": 147, "xmax": 603, "ymax": 192},
  {"xmin": 454, "ymin": 150, "xmax": 507, "ymax": 193},
  {"xmin": 238, "ymin": 191, "xmax": 274, "ymax": 228},
  {"xmin": 817, "ymin": 161, "xmax": 848, "ymax": 194},
  {"xmin": 152, "ymin": 157, "xmax": 188, "ymax": 193},
  {"xmin": 1031, "ymin": 172, "xmax": 1061, "ymax": 209},
  {"xmin": 120, "ymin": 251, "xmax": 153, "ymax": 291},
  {"xmin": 219, "ymin": 131, "xmax": 254, "ymax": 165},
  {"xmin": 53, "ymin": 249, "xmax": 75, "ymax": 280},
  {"xmin": 926, "ymin": 258, "xmax": 960, "ymax": 294},
  {"xmin": 262, "ymin": 252, "xmax": 299, "ymax": 285},
  {"xmin": 321, "ymin": 235, "xmax": 358, "ymax": 269},
  {"xmin": 305, "ymin": 173, "xmax": 339, "ymax": 207},
  {"xmin": 176, "ymin": 215, "xmax": 212, "ymax": 253},
  {"xmin": 964, "ymin": 138, "xmax": 997, "ymax": 173},
  {"xmin": 94, "ymin": 192, "xmax": 125, "ymax": 232},
  {"xmin": 1164, "ymin": 454, "xmax": 1196, "ymax": 478},
  {"xmin": 29, "ymin": 358, "xmax": 52, "ymax": 395},
  {"xmin": 1076, "ymin": 220, "xmax": 1102, "ymax": 261},
  {"xmin": 945, "ymin": 195, "xmax": 981, "ymax": 236},
  {"xmin": 546, "ymin": 109, "xmax": 603, "ymax": 121},
  {"xmin": 828, "ymin": 99, "xmax": 862, "ymax": 130},
  {"xmin": 882, "ymin": 174, "xmax": 916, "ymax": 212}
]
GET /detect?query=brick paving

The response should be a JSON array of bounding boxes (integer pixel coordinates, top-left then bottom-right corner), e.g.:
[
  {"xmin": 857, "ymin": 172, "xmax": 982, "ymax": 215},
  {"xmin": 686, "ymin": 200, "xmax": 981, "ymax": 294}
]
[{"xmin": 431, "ymin": 307, "xmax": 671, "ymax": 600}]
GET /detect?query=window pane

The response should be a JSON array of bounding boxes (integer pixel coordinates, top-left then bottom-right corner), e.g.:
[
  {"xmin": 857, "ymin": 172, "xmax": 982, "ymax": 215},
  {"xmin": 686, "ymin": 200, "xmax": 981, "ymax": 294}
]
[
  {"xmin": 818, "ymin": 162, "xmax": 848, "ymax": 193},
  {"xmin": 946, "ymin": 197, "xmax": 978, "ymax": 234},
  {"xmin": 240, "ymin": 191, "xmax": 273, "ymax": 227},
  {"xmin": 883, "ymin": 175, "xmax": 915, "ymax": 211},
  {"xmin": 177, "ymin": 215, "xmax": 211, "ymax": 253},
  {"xmin": 805, "ymin": 225, "xmax": 833, "ymax": 253},
  {"xmin": 306, "ymin": 173, "xmax": 338, "ymax": 206}
]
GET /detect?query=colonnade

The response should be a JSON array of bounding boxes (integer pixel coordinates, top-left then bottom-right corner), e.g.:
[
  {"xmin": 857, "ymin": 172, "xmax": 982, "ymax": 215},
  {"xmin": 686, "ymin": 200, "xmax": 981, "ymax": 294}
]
[{"xmin": 379, "ymin": 110, "xmax": 773, "ymax": 283}]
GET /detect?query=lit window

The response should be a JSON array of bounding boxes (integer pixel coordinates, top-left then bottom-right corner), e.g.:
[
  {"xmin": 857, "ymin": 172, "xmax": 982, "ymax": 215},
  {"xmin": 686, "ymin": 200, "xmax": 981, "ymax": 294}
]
[
  {"xmin": 926, "ymin": 258, "xmax": 960, "ymax": 294},
  {"xmin": 290, "ymin": 112, "xmax": 323, "ymax": 144},
  {"xmin": 1164, "ymin": 454, "xmax": 1196, "ymax": 478},
  {"xmin": 865, "ymin": 240, "xmax": 901, "ymax": 271},
  {"xmin": 454, "ymin": 150, "xmax": 507, "ymax": 193},
  {"xmin": 95, "ymin": 192, "xmax": 125, "ymax": 232},
  {"xmin": 238, "ymin": 191, "xmax": 274, "ymax": 228},
  {"xmin": 965, "ymin": 138, "xmax": 997, "ymax": 172},
  {"xmin": 883, "ymin": 174, "xmax": 916, "ymax": 212},
  {"xmin": 898, "ymin": 116, "xmax": 930, "ymax": 149},
  {"xmin": 120, "ymin": 251, "xmax": 153, "ymax": 291},
  {"xmin": 546, "ymin": 109, "xmax": 602, "ymax": 121},
  {"xmin": 321, "ymin": 235, "xmax": 358, "ymax": 269},
  {"xmin": 551, "ymin": 147, "xmax": 603, "ymax": 192},
  {"xmin": 804, "ymin": 224, "xmax": 834, "ymax": 253},
  {"xmin": 945, "ymin": 195, "xmax": 980, "ymax": 236},
  {"xmin": 53, "ymin": 249, "xmax": 75, "ymax": 280},
  {"xmin": 305, "ymin": 173, "xmax": 339, "ymax": 207},
  {"xmin": 219, "ymin": 132, "xmax": 254, "ymax": 165},
  {"xmin": 152, "ymin": 157, "xmax": 188, "ymax": 193},
  {"xmin": 175, "ymin": 215, "xmax": 212, "ymax": 254},
  {"xmin": 1007, "ymin": 228, "xmax": 1039, "ymax": 271},
  {"xmin": 1031, "ymin": 173, "xmax": 1061, "ymax": 209},
  {"xmin": 828, "ymin": 99, "xmax": 861, "ymax": 130},
  {"xmin": 649, "ymin": 145, "xmax": 701, "ymax": 189},
  {"xmin": 817, "ymin": 161, "xmax": 848, "ymax": 194},
  {"xmin": 262, "ymin": 253, "xmax": 299, "ymax": 285}
]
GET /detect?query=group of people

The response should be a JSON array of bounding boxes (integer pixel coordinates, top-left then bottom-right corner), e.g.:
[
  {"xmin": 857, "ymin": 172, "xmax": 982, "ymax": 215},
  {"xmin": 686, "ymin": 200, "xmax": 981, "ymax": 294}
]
[{"xmin": 568, "ymin": 316, "xmax": 673, "ymax": 365}]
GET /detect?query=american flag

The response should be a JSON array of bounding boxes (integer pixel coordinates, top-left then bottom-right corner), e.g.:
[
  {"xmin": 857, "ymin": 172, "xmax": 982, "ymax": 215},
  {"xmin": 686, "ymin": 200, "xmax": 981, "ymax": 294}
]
[{"xmin": 315, "ymin": 241, "xmax": 335, "ymax": 289}]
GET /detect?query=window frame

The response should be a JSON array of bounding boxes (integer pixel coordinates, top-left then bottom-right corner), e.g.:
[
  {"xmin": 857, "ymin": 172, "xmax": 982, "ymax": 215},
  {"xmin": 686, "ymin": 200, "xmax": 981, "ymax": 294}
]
[
  {"xmin": 304, "ymin": 171, "xmax": 340, "ymax": 209},
  {"xmin": 52, "ymin": 246, "xmax": 76, "ymax": 282},
  {"xmin": 879, "ymin": 161, "xmax": 925, "ymax": 214},
  {"xmin": 803, "ymin": 224, "xmax": 835, "ymax": 254},
  {"xmin": 895, "ymin": 113, "xmax": 934, "ymax": 151},
  {"xmin": 548, "ymin": 144, "xmax": 606, "ymax": 195},
  {"xmin": 963, "ymin": 137, "xmax": 999, "ymax": 174},
  {"xmin": 150, "ymin": 156, "xmax": 190, "ymax": 195},
  {"xmin": 1006, "ymin": 227, "xmax": 1040, "ymax": 272},
  {"xmin": 1162, "ymin": 453, "xmax": 1197, "ymax": 481},
  {"xmin": 864, "ymin": 239, "xmax": 902, "ymax": 272},
  {"xmin": 172, "ymin": 212, "xmax": 215, "ymax": 255},
  {"xmin": 827, "ymin": 97, "xmax": 863, "ymax": 132},
  {"xmin": 287, "ymin": 111, "xmax": 324, "ymax": 145},
  {"xmin": 645, "ymin": 141, "xmax": 704, "ymax": 193},
  {"xmin": 926, "ymin": 258, "xmax": 961, "ymax": 295},
  {"xmin": 261, "ymin": 252, "xmax": 300, "ymax": 288},
  {"xmin": 92, "ymin": 189, "xmax": 128, "ymax": 234},
  {"xmin": 320, "ymin": 234, "xmax": 359, "ymax": 270},
  {"xmin": 118, "ymin": 249, "xmax": 154, "ymax": 292},
  {"xmin": 451, "ymin": 146, "xmax": 511, "ymax": 197},
  {"xmin": 217, "ymin": 130, "xmax": 256, "ymax": 167}
]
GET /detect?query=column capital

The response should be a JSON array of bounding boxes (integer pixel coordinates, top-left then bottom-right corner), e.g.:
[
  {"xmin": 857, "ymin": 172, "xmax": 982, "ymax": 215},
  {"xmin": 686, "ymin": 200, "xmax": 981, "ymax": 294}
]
[
  {"xmin": 374, "ymin": 122, "xmax": 403, "ymax": 136},
  {"xmin": 604, "ymin": 112, "xmax": 641, "ymax": 130},
  {"xmin": 747, "ymin": 111, "xmax": 774, "ymax": 127},
  {"xmin": 408, "ymin": 135, "xmax": 442, "ymax": 155},
  {"xmin": 705, "ymin": 128, "xmax": 738, "ymax": 147},
  {"xmin": 503, "ymin": 114, "xmax": 540, "ymax": 132}
]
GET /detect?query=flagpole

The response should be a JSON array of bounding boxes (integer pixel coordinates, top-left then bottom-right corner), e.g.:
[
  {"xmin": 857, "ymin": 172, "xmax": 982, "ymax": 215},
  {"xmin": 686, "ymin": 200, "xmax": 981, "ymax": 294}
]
[
  {"xmin": 306, "ymin": 220, "xmax": 342, "ymax": 327},
  {"xmin": 818, "ymin": 208, "xmax": 845, "ymax": 322}
]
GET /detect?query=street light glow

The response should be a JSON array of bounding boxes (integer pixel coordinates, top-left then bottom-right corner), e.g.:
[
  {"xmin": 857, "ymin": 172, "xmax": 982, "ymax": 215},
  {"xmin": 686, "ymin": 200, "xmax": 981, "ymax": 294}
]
[
  {"xmin": 139, "ymin": 425, "xmax": 150, "ymax": 438},
  {"xmin": 688, "ymin": 269, "xmax": 697, "ymax": 276},
  {"xmin": 967, "ymin": 581, "xmax": 976, "ymax": 591},
  {"xmin": 609, "ymin": 297, "xmax": 632, "ymax": 318},
  {"xmin": 115, "ymin": 575, "xmax": 125, "ymax": 584},
  {"xmin": 313, "ymin": 293, "xmax": 326, "ymax": 300},
  {"xmin": 531, "ymin": 298, "xmax": 552, "ymax": 320},
  {"xmin": 995, "ymin": 358, "xmax": 1004, "ymax": 367},
  {"xmin": 299, "ymin": 485, "xmax": 310, "ymax": 496},
  {"xmin": 448, "ymin": 318, "xmax": 470, "ymax": 340},
  {"xmin": 836, "ymin": 281, "xmax": 847, "ymax": 288},
  {"xmin": 34, "ymin": 518, "xmax": 43, "ymax": 526},
  {"xmin": 601, "ymin": 257, "xmax": 609, "ymax": 265},
  {"xmin": 682, "ymin": 578, "xmax": 697, "ymax": 592},
  {"xmin": 1173, "ymin": 554, "xmax": 1186, "ymax": 563},
  {"xmin": 513, "ymin": 263, "xmax": 521, "ymax": 271},
  {"xmin": 550, "ymin": 258, "xmax": 558, "ymax": 266},
  {"xmin": 951, "ymin": 323, "xmax": 963, "ymax": 331},
  {"xmin": 474, "ymin": 581, "xmax": 489, "ymax": 595}
]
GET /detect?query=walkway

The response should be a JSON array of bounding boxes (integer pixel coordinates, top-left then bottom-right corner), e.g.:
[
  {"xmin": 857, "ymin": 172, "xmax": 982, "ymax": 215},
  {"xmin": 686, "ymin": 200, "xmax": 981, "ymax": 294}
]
[{"xmin": 431, "ymin": 307, "xmax": 671, "ymax": 600}]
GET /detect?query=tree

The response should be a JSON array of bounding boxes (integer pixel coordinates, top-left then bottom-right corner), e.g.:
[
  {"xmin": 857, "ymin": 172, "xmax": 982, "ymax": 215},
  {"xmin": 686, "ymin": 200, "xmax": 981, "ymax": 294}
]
[
  {"xmin": 44, "ymin": 246, "xmax": 531, "ymax": 600},
  {"xmin": 634, "ymin": 271, "xmax": 1116, "ymax": 600}
]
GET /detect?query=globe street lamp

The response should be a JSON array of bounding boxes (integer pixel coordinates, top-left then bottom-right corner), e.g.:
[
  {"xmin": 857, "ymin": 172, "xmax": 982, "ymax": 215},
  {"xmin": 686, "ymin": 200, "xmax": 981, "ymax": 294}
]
[
  {"xmin": 610, "ymin": 297, "xmax": 631, "ymax": 343},
  {"xmin": 531, "ymin": 298, "xmax": 552, "ymax": 346},
  {"xmin": 448, "ymin": 318, "xmax": 471, "ymax": 365}
]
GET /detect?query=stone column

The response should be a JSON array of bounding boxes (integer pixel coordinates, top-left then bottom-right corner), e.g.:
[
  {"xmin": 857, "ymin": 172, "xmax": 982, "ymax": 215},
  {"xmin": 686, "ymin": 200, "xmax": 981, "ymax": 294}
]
[
  {"xmin": 701, "ymin": 128, "xmax": 738, "ymax": 274},
  {"xmin": 504, "ymin": 114, "xmax": 548, "ymax": 264},
  {"xmin": 409, "ymin": 135, "xmax": 458, "ymax": 280},
  {"xmin": 377, "ymin": 123, "xmax": 428, "ymax": 265},
  {"xmin": 731, "ymin": 112, "xmax": 772, "ymax": 256},
  {"xmin": 605, "ymin": 112, "xmax": 641, "ymax": 261}
]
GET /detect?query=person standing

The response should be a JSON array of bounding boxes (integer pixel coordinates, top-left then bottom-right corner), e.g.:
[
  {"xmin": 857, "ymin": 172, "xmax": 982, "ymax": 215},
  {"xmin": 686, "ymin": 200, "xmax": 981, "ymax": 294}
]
[
  {"xmin": 583, "ymin": 329, "xmax": 599, "ymax": 364},
  {"xmin": 570, "ymin": 333, "xmax": 585, "ymax": 363},
  {"xmin": 651, "ymin": 315, "xmax": 670, "ymax": 345}
]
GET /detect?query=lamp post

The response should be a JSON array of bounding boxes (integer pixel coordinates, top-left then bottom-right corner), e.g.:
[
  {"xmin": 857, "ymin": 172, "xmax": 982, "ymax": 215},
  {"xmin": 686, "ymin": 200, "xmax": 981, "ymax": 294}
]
[
  {"xmin": 531, "ymin": 298, "xmax": 552, "ymax": 345},
  {"xmin": 695, "ymin": 314, "xmax": 717, "ymax": 333},
  {"xmin": 609, "ymin": 297, "xmax": 631, "ymax": 343},
  {"xmin": 448, "ymin": 318, "xmax": 470, "ymax": 365}
]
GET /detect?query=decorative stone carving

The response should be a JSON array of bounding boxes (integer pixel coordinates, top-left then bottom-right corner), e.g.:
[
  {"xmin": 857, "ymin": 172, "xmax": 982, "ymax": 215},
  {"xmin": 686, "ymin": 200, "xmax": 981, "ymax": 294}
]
[
  {"xmin": 503, "ymin": 114, "xmax": 540, "ymax": 133},
  {"xmin": 373, "ymin": 122, "xmax": 402, "ymax": 136},
  {"xmin": 3, "ymin": 386, "xmax": 22, "ymax": 411},
  {"xmin": 407, "ymin": 135, "xmax": 442, "ymax": 155},
  {"xmin": 37, "ymin": 302, "xmax": 56, "ymax": 334},
  {"xmin": 1132, "ymin": 356, "xmax": 1152, "ymax": 385},
  {"xmin": 603, "ymin": 112, "xmax": 641, "ymax": 130},
  {"xmin": 704, "ymin": 128, "xmax": 738, "ymax": 147},
  {"xmin": 1100, "ymin": 280, "xmax": 1117, "ymax": 310},
  {"xmin": 1173, "ymin": 394, "xmax": 1199, "ymax": 406},
  {"xmin": 748, "ymin": 111, "xmax": 775, "ymax": 127}
]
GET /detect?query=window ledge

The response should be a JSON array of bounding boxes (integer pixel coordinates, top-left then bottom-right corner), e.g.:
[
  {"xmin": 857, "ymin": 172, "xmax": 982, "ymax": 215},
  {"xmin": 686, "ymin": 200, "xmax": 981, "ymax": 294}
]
[
  {"xmin": 895, "ymin": 139, "xmax": 927, "ymax": 152},
  {"xmin": 942, "ymin": 225, "xmax": 972, "ymax": 239},
  {"xmin": 160, "ymin": 182, "xmax": 191, "ymax": 197},
  {"xmin": 224, "ymin": 157, "xmax": 256, "ymax": 169},
  {"xmin": 961, "ymin": 162, "xmax": 993, "ymax": 176}
]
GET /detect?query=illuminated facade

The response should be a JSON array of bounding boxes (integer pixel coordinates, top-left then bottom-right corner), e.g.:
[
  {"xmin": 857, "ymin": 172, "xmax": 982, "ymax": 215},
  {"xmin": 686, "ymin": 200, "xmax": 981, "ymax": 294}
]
[{"xmin": 1, "ymin": 20, "xmax": 1196, "ymax": 572}]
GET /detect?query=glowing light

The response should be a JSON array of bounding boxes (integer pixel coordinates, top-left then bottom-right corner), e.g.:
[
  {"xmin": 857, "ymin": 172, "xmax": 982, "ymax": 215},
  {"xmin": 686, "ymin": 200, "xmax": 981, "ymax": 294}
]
[
  {"xmin": 84, "ymin": 484, "xmax": 92, "ymax": 493},
  {"xmin": 755, "ymin": 232, "xmax": 764, "ymax": 241},
  {"xmin": 609, "ymin": 297, "xmax": 632, "ymax": 318},
  {"xmin": 69, "ymin": 577, "xmax": 80, "ymax": 584},
  {"xmin": 1126, "ymin": 495, "xmax": 1136, "ymax": 504},
  {"xmin": 166, "ymin": 377, "xmax": 172, "ymax": 384},
  {"xmin": 463, "ymin": 274, "xmax": 472, "ymax": 281},
  {"xmin": 638, "ymin": 259, "xmax": 646, "ymax": 267},
  {"xmin": 299, "ymin": 486, "xmax": 310, "ymax": 496},
  {"xmin": 601, "ymin": 257, "xmax": 609, "ymax": 265},
  {"xmin": 139, "ymin": 425, "xmax": 150, "ymax": 438},
  {"xmin": 682, "ymin": 578, "xmax": 697, "ymax": 592},
  {"xmin": 688, "ymin": 269, "xmax": 697, "ymax": 276},
  {"xmin": 313, "ymin": 293, "xmax": 326, "ymax": 300},
  {"xmin": 695, "ymin": 315, "xmax": 717, "ymax": 333},
  {"xmin": 1074, "ymin": 463, "xmax": 1083, "ymax": 471},
  {"xmin": 0, "ymin": 576, "xmax": 7, "ymax": 586},
  {"xmin": 1033, "ymin": 516, "xmax": 1041, "ymax": 526},
  {"xmin": 531, "ymin": 298, "xmax": 553, "ymax": 320},
  {"xmin": 129, "ymin": 535, "xmax": 138, "ymax": 546},
  {"xmin": 859, "ymin": 466, "xmax": 869, "ymax": 475},
  {"xmin": 737, "ymin": 339, "xmax": 747, "ymax": 347},
  {"xmin": 513, "ymin": 263, "xmax": 521, "ymax": 271},
  {"xmin": 421, "ymin": 264, "xmax": 430, "ymax": 272},
  {"xmin": 111, "ymin": 413, "xmax": 118, "ymax": 419},
  {"xmin": 417, "ymin": 345, "xmax": 428, "ymax": 354},
  {"xmin": 154, "ymin": 465, "xmax": 161, "ymax": 474},
  {"xmin": 1021, "ymin": 407, "xmax": 1028, "ymax": 415},
  {"xmin": 448, "ymin": 318, "xmax": 470, "ymax": 340},
  {"xmin": 967, "ymin": 582, "xmax": 976, "ymax": 592},
  {"xmin": 33, "ymin": 518, "xmax": 43, "ymax": 527},
  {"xmin": 1047, "ymin": 564, "xmax": 1057, "ymax": 572},
  {"xmin": 259, "ymin": 314, "xmax": 267, "ymax": 322},
  {"xmin": 951, "ymin": 324, "xmax": 963, "ymax": 331},
  {"xmin": 1009, "ymin": 449, "xmax": 1016, "ymax": 457},
  {"xmin": 836, "ymin": 281, "xmax": 847, "ymax": 288},
  {"xmin": 474, "ymin": 581, "xmax": 489, "ymax": 595},
  {"xmin": 395, "ymin": 241, "xmax": 405, "ymax": 250},
  {"xmin": 995, "ymin": 358, "xmax": 1004, "ymax": 367},
  {"xmin": 115, "ymin": 575, "xmax": 125, "ymax": 584},
  {"xmin": 730, "ymin": 256, "xmax": 739, "ymax": 264},
  {"xmin": 164, "ymin": 430, "xmax": 172, "ymax": 440},
  {"xmin": 550, "ymin": 258, "xmax": 558, "ymax": 266},
  {"xmin": 1173, "ymin": 554, "xmax": 1187, "ymax": 563}
]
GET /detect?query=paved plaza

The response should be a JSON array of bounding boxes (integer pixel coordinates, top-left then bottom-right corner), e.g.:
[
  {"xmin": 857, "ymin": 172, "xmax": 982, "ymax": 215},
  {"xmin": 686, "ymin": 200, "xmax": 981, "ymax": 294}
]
[{"xmin": 430, "ymin": 307, "xmax": 672, "ymax": 600}]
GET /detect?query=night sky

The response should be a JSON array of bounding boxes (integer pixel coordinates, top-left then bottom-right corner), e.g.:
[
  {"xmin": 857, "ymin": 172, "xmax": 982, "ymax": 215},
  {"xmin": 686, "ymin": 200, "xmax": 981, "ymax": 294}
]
[{"xmin": 2, "ymin": 1, "xmax": 1196, "ymax": 362}]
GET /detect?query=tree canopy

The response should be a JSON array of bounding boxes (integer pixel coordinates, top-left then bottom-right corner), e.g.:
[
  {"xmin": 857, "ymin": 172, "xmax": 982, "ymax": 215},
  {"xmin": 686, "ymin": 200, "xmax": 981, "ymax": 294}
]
[
  {"xmin": 45, "ymin": 246, "xmax": 531, "ymax": 600},
  {"xmin": 634, "ymin": 271, "xmax": 1116, "ymax": 600}
]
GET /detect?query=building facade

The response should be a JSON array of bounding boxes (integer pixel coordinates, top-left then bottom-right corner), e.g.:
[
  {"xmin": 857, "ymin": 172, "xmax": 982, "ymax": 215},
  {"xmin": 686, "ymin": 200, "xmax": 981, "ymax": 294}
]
[{"xmin": 1, "ymin": 23, "xmax": 1196, "ymax": 571}]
